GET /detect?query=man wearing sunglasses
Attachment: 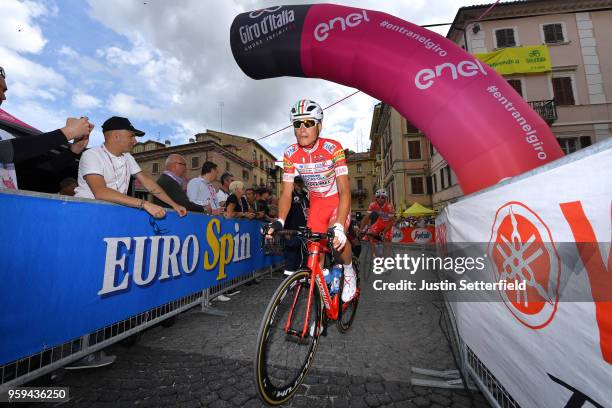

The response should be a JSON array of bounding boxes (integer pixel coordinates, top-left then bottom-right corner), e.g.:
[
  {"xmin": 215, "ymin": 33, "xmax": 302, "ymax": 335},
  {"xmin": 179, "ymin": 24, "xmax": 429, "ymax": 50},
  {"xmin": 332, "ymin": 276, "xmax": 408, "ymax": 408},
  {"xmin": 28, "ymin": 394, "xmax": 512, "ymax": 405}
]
[
  {"xmin": 360, "ymin": 188, "xmax": 396, "ymax": 258},
  {"xmin": 266, "ymin": 99, "xmax": 357, "ymax": 302}
]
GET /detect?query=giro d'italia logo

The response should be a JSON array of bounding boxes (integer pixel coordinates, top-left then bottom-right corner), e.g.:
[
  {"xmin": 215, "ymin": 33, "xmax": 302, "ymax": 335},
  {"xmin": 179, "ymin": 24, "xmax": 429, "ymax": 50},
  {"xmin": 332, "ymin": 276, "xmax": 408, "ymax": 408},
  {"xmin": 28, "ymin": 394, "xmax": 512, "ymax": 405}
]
[
  {"xmin": 488, "ymin": 202, "xmax": 561, "ymax": 329},
  {"xmin": 249, "ymin": 6, "xmax": 283, "ymax": 18}
]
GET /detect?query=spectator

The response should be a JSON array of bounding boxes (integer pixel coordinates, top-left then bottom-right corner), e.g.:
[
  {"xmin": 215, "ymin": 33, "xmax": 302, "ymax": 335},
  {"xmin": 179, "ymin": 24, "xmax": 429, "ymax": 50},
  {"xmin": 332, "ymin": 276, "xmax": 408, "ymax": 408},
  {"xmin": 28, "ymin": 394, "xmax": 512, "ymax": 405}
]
[
  {"xmin": 186, "ymin": 161, "xmax": 222, "ymax": 215},
  {"xmin": 225, "ymin": 180, "xmax": 255, "ymax": 219},
  {"xmin": 283, "ymin": 176, "xmax": 309, "ymax": 276},
  {"xmin": 245, "ymin": 187, "xmax": 258, "ymax": 213},
  {"xmin": 58, "ymin": 177, "xmax": 77, "ymax": 196},
  {"xmin": 216, "ymin": 172, "xmax": 233, "ymax": 207},
  {"xmin": 154, "ymin": 154, "xmax": 204, "ymax": 212},
  {"xmin": 0, "ymin": 66, "xmax": 93, "ymax": 164},
  {"xmin": 255, "ymin": 187, "xmax": 274, "ymax": 222},
  {"xmin": 268, "ymin": 195, "xmax": 279, "ymax": 218},
  {"xmin": 74, "ymin": 116, "xmax": 187, "ymax": 218}
]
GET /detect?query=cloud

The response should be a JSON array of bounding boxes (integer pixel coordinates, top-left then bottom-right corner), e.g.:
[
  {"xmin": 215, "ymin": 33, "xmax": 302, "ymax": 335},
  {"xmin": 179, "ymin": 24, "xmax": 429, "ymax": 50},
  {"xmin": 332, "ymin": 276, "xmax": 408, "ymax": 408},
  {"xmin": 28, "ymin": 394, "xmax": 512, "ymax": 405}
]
[
  {"xmin": 0, "ymin": 0, "xmax": 50, "ymax": 53},
  {"xmin": 58, "ymin": 45, "xmax": 78, "ymax": 58},
  {"xmin": 4, "ymin": 0, "xmax": 513, "ymax": 161},
  {"xmin": 7, "ymin": 100, "xmax": 69, "ymax": 133},
  {"xmin": 107, "ymin": 93, "xmax": 164, "ymax": 122},
  {"xmin": 0, "ymin": 47, "xmax": 67, "ymax": 103},
  {"xmin": 72, "ymin": 91, "xmax": 102, "ymax": 109},
  {"xmin": 84, "ymin": 0, "xmax": 503, "ymax": 159}
]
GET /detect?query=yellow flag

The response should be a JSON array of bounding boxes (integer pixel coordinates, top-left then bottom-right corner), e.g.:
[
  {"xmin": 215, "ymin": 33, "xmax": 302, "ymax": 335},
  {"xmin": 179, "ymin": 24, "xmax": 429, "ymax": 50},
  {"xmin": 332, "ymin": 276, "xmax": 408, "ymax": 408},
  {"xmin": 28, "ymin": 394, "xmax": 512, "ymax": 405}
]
[{"xmin": 475, "ymin": 45, "xmax": 552, "ymax": 75}]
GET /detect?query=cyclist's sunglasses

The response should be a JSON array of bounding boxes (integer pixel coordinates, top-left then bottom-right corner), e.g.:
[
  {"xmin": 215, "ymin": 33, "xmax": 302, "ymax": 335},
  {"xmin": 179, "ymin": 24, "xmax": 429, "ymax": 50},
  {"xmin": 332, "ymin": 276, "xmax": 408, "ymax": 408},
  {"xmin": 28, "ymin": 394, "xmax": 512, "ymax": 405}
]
[
  {"xmin": 292, "ymin": 119, "xmax": 318, "ymax": 129},
  {"xmin": 0, "ymin": 66, "xmax": 5, "ymax": 79}
]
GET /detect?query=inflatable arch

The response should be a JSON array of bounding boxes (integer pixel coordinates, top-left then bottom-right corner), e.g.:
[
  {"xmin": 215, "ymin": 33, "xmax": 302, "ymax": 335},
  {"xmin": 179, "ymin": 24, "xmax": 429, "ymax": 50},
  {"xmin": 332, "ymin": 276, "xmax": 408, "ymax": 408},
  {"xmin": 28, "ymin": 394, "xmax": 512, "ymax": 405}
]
[{"xmin": 230, "ymin": 4, "xmax": 564, "ymax": 194}]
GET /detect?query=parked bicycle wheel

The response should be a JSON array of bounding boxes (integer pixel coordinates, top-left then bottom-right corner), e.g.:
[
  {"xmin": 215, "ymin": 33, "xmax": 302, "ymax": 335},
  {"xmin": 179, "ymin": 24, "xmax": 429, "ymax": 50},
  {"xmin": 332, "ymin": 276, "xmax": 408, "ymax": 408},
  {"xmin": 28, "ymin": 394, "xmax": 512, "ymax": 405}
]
[
  {"xmin": 337, "ymin": 264, "xmax": 360, "ymax": 333},
  {"xmin": 254, "ymin": 270, "xmax": 323, "ymax": 405}
]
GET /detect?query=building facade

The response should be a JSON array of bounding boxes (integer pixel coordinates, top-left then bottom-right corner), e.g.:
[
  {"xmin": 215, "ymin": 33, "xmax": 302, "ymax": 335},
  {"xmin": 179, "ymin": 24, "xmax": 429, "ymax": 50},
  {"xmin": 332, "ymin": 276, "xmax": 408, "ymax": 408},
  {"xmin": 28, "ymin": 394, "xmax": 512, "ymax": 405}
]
[
  {"xmin": 195, "ymin": 130, "xmax": 280, "ymax": 192},
  {"xmin": 430, "ymin": 0, "xmax": 612, "ymax": 209},
  {"xmin": 345, "ymin": 150, "xmax": 378, "ymax": 220},
  {"xmin": 131, "ymin": 129, "xmax": 281, "ymax": 199},
  {"xmin": 369, "ymin": 0, "xmax": 612, "ymax": 212},
  {"xmin": 369, "ymin": 103, "xmax": 434, "ymax": 213}
]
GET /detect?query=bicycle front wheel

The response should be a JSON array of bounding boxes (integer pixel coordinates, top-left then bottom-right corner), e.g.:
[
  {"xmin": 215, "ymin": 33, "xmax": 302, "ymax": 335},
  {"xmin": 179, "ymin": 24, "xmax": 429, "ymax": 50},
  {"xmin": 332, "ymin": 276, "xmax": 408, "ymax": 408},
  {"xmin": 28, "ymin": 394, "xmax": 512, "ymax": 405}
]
[{"xmin": 254, "ymin": 270, "xmax": 323, "ymax": 405}]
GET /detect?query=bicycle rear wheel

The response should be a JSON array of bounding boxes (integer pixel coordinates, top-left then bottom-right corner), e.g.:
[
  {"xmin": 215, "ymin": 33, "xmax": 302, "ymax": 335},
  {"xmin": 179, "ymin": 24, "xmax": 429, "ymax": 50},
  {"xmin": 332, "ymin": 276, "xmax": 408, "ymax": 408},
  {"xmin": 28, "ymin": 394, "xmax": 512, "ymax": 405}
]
[
  {"xmin": 254, "ymin": 270, "xmax": 323, "ymax": 405},
  {"xmin": 337, "ymin": 263, "xmax": 361, "ymax": 333}
]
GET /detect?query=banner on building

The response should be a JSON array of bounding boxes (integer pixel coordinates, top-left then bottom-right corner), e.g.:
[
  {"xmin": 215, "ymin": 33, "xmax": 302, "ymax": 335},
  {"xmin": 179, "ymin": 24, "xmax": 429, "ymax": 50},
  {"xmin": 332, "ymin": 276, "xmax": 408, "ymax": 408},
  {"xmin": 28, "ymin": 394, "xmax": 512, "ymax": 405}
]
[
  {"xmin": 0, "ymin": 191, "xmax": 280, "ymax": 365},
  {"xmin": 475, "ymin": 45, "xmax": 552, "ymax": 75},
  {"xmin": 436, "ymin": 140, "xmax": 612, "ymax": 406}
]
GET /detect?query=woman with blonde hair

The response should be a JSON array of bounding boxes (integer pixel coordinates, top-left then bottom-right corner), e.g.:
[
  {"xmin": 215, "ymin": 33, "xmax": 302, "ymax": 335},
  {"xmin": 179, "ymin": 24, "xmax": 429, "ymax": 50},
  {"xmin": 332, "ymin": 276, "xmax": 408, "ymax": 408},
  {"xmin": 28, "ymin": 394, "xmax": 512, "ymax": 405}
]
[{"xmin": 225, "ymin": 180, "xmax": 255, "ymax": 219}]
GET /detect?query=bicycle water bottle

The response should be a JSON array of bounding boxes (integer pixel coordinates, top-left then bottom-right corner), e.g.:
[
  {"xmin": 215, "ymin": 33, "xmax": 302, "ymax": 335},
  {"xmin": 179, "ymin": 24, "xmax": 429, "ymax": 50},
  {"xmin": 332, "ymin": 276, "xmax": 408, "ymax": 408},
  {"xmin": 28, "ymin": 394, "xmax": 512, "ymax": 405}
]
[
  {"xmin": 330, "ymin": 265, "xmax": 343, "ymax": 295},
  {"xmin": 322, "ymin": 268, "xmax": 332, "ymax": 287}
]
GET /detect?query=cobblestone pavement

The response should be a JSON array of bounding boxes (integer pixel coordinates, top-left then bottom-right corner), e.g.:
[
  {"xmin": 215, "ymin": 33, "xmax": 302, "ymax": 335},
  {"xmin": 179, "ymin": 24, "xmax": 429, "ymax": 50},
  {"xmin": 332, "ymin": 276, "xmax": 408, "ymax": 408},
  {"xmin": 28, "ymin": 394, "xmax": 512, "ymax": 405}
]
[{"xmin": 25, "ymin": 247, "xmax": 491, "ymax": 407}]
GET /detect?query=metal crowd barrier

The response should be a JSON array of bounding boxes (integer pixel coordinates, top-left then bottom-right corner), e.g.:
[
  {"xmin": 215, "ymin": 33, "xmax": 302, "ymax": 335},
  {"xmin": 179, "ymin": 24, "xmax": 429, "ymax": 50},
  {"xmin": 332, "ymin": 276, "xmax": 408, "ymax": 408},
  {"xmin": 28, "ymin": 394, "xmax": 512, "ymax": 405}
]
[{"xmin": 0, "ymin": 263, "xmax": 283, "ymax": 394}]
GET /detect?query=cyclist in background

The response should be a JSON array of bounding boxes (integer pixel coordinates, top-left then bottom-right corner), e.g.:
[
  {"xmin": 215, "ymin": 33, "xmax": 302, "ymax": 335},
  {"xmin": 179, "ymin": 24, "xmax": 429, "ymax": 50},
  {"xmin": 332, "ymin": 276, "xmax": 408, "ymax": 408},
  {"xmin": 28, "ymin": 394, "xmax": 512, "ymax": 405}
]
[
  {"xmin": 266, "ymin": 99, "xmax": 357, "ymax": 302},
  {"xmin": 360, "ymin": 188, "xmax": 395, "ymax": 258}
]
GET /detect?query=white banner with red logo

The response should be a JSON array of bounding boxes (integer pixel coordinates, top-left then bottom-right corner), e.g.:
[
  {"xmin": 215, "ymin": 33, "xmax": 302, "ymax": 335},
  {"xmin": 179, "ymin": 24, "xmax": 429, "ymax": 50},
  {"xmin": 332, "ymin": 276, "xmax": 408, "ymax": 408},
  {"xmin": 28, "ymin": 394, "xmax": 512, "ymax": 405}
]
[{"xmin": 437, "ymin": 141, "xmax": 611, "ymax": 407}]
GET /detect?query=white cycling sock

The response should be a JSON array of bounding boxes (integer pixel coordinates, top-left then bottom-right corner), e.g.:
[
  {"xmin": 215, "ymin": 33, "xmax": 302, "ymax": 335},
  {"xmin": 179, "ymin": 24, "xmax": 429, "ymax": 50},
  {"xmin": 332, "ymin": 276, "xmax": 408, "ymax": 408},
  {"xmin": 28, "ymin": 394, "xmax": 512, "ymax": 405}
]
[{"xmin": 342, "ymin": 263, "xmax": 357, "ymax": 302}]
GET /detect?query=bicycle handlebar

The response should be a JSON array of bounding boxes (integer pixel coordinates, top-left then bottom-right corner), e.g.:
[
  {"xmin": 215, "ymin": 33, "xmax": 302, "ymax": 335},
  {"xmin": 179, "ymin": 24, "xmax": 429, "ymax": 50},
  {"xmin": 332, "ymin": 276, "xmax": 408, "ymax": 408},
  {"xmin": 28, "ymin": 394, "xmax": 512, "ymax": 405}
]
[{"xmin": 261, "ymin": 225, "xmax": 337, "ymax": 254}]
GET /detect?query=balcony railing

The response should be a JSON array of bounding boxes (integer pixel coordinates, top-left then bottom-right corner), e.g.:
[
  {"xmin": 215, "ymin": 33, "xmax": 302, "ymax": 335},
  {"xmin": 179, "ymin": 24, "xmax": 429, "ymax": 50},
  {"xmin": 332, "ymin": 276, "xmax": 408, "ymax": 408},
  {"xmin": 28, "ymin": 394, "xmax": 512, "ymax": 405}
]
[
  {"xmin": 528, "ymin": 100, "xmax": 558, "ymax": 124},
  {"xmin": 351, "ymin": 189, "xmax": 368, "ymax": 198}
]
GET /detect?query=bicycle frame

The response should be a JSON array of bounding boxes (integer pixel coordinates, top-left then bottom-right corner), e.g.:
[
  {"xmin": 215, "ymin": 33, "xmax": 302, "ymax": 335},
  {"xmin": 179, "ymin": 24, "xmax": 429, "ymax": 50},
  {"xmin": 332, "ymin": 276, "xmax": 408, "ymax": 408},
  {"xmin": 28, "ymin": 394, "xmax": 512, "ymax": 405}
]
[{"xmin": 286, "ymin": 239, "xmax": 340, "ymax": 340}]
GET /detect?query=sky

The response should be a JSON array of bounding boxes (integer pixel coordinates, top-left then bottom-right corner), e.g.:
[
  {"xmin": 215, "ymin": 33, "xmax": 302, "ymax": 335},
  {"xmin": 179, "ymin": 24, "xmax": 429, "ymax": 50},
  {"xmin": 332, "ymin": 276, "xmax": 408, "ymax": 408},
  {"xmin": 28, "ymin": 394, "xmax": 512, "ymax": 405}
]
[{"xmin": 0, "ymin": 0, "xmax": 508, "ymax": 161}]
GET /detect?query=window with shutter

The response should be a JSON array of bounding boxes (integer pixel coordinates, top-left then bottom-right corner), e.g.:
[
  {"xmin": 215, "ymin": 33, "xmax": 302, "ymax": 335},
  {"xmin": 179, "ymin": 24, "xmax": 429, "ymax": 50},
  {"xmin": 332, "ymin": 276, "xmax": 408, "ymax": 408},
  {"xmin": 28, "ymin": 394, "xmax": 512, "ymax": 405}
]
[
  {"xmin": 552, "ymin": 77, "xmax": 575, "ymax": 105},
  {"xmin": 543, "ymin": 23, "xmax": 564, "ymax": 43},
  {"xmin": 496, "ymin": 28, "xmax": 516, "ymax": 48},
  {"xmin": 408, "ymin": 140, "xmax": 421, "ymax": 159},
  {"xmin": 411, "ymin": 177, "xmax": 424, "ymax": 195},
  {"xmin": 152, "ymin": 162, "xmax": 159, "ymax": 175}
]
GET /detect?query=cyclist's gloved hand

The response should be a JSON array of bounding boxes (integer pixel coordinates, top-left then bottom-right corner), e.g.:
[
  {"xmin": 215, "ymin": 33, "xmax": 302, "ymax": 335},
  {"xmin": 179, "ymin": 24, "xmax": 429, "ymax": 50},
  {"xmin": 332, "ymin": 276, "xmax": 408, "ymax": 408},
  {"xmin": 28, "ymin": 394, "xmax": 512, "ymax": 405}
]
[
  {"xmin": 330, "ymin": 223, "xmax": 347, "ymax": 251},
  {"xmin": 263, "ymin": 219, "xmax": 284, "ymax": 240}
]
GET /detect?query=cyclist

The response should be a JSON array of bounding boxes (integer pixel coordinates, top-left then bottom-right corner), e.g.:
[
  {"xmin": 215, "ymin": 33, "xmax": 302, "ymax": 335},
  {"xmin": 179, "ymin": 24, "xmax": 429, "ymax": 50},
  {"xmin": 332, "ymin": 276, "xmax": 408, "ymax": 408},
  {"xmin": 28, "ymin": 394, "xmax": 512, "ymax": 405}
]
[
  {"xmin": 266, "ymin": 99, "xmax": 356, "ymax": 303},
  {"xmin": 359, "ymin": 188, "xmax": 395, "ymax": 258}
]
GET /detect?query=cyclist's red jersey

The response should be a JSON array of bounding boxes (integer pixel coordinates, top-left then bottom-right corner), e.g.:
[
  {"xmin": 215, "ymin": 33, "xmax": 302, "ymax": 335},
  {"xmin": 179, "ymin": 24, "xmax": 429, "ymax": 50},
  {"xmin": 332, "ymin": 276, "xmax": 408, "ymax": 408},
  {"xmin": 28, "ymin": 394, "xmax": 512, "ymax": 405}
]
[
  {"xmin": 283, "ymin": 138, "xmax": 349, "ymax": 232},
  {"xmin": 282, "ymin": 138, "xmax": 348, "ymax": 200},
  {"xmin": 367, "ymin": 201, "xmax": 394, "ymax": 224},
  {"xmin": 367, "ymin": 201, "xmax": 395, "ymax": 241}
]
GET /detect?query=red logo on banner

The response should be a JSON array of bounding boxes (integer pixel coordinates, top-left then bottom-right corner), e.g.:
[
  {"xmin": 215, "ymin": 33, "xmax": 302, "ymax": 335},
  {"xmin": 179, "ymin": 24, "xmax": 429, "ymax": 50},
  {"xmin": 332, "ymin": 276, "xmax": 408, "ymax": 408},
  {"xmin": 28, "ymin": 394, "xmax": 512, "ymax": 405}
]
[
  {"xmin": 489, "ymin": 202, "xmax": 561, "ymax": 329},
  {"xmin": 411, "ymin": 228, "xmax": 432, "ymax": 243}
]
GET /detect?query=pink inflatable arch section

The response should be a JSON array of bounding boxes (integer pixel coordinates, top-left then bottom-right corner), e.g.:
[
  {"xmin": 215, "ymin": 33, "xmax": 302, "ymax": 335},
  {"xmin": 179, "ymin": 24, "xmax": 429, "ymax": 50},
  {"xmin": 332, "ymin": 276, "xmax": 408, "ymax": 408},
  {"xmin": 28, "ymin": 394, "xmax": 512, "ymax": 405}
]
[{"xmin": 230, "ymin": 4, "xmax": 564, "ymax": 194}]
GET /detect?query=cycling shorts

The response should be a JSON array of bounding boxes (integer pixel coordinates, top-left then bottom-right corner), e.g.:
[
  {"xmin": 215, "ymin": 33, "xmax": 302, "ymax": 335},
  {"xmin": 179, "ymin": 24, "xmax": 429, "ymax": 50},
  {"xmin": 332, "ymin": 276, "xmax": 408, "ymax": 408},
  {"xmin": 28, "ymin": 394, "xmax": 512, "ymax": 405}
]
[
  {"xmin": 307, "ymin": 196, "xmax": 350, "ymax": 234},
  {"xmin": 368, "ymin": 219, "xmax": 393, "ymax": 241}
]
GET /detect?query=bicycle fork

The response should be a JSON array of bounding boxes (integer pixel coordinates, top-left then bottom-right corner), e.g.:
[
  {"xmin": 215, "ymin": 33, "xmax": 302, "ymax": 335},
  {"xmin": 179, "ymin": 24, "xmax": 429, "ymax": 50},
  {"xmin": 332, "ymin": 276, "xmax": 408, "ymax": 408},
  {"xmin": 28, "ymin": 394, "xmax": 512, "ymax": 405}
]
[{"xmin": 282, "ymin": 276, "xmax": 319, "ymax": 342}]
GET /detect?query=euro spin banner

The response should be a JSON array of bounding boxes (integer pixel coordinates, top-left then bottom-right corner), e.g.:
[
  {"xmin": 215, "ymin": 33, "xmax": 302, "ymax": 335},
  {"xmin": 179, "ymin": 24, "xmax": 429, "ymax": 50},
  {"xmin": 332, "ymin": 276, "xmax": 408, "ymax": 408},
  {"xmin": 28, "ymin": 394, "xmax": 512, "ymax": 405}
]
[
  {"xmin": 230, "ymin": 5, "xmax": 564, "ymax": 194},
  {"xmin": 436, "ymin": 140, "xmax": 612, "ymax": 407},
  {"xmin": 0, "ymin": 191, "xmax": 280, "ymax": 365}
]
